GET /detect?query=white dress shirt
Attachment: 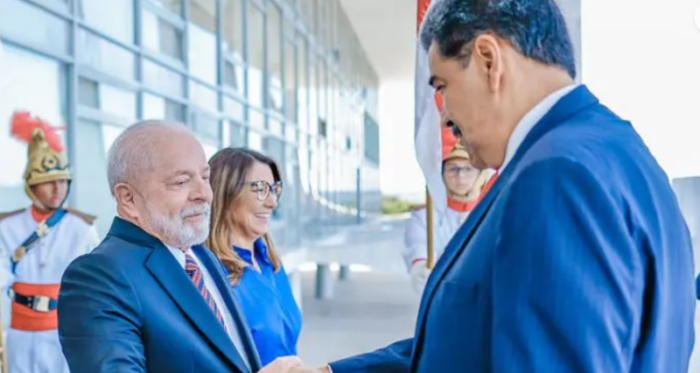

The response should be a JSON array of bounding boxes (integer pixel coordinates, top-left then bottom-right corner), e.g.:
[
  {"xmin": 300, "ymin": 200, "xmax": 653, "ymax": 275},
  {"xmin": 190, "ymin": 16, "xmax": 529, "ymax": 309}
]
[
  {"xmin": 499, "ymin": 84, "xmax": 580, "ymax": 174},
  {"xmin": 166, "ymin": 245, "xmax": 251, "ymax": 370}
]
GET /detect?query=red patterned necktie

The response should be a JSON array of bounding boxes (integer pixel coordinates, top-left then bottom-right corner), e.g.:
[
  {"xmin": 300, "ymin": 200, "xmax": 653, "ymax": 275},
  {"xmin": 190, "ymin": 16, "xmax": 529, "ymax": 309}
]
[{"xmin": 185, "ymin": 253, "xmax": 228, "ymax": 331}]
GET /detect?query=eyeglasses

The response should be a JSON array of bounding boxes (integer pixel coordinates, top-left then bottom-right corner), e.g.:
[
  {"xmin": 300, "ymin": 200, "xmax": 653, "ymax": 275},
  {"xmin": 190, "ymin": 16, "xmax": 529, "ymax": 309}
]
[
  {"xmin": 248, "ymin": 180, "xmax": 283, "ymax": 201},
  {"xmin": 445, "ymin": 166, "xmax": 476, "ymax": 177}
]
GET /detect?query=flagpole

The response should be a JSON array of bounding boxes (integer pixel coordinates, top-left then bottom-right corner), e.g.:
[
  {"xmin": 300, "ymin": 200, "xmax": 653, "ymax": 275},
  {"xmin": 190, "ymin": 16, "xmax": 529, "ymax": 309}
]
[
  {"xmin": 426, "ymin": 188, "xmax": 435, "ymax": 269},
  {"xmin": 417, "ymin": 0, "xmax": 435, "ymax": 269}
]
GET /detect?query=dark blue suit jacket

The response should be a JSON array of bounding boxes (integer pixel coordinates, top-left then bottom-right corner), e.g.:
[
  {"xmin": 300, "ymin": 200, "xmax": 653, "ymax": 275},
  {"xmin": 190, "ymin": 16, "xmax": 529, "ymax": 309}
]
[
  {"xmin": 58, "ymin": 218, "xmax": 262, "ymax": 373},
  {"xmin": 331, "ymin": 86, "xmax": 696, "ymax": 372}
]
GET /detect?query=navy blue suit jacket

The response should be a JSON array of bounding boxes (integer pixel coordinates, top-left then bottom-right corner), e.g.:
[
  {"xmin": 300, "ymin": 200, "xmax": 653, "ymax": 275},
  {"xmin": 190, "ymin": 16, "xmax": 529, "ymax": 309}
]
[
  {"xmin": 331, "ymin": 86, "xmax": 696, "ymax": 372},
  {"xmin": 58, "ymin": 218, "xmax": 262, "ymax": 373}
]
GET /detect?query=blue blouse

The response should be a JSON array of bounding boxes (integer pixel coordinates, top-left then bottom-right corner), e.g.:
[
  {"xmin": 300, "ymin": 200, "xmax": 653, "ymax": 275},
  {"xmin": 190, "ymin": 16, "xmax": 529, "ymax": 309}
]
[{"xmin": 227, "ymin": 239, "xmax": 302, "ymax": 366}]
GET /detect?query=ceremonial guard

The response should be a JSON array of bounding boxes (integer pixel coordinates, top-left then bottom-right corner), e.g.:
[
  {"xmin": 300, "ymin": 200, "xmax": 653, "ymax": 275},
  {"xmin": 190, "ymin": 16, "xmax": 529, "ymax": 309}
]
[
  {"xmin": 0, "ymin": 112, "xmax": 100, "ymax": 373},
  {"xmin": 403, "ymin": 128, "xmax": 492, "ymax": 294}
]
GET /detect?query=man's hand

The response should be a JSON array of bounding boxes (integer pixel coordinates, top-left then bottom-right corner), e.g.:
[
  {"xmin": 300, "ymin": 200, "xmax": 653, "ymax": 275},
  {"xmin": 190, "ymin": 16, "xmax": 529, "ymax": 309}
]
[
  {"xmin": 258, "ymin": 356, "xmax": 302, "ymax": 373},
  {"xmin": 410, "ymin": 261, "xmax": 431, "ymax": 295},
  {"xmin": 289, "ymin": 366, "xmax": 331, "ymax": 373}
]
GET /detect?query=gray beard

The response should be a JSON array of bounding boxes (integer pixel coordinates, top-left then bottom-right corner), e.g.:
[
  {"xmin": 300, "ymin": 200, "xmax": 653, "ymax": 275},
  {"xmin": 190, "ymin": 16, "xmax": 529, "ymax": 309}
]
[{"xmin": 146, "ymin": 202, "xmax": 211, "ymax": 249}]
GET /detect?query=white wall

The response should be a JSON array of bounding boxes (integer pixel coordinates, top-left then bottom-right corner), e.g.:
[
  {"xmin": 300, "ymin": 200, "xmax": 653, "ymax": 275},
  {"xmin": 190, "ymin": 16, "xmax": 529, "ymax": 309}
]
[{"xmin": 582, "ymin": 0, "xmax": 700, "ymax": 179}]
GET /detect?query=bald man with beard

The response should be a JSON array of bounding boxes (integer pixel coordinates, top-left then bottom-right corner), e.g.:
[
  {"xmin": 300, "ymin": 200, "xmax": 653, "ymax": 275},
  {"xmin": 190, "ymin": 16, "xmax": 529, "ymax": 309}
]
[{"xmin": 57, "ymin": 121, "xmax": 301, "ymax": 373}]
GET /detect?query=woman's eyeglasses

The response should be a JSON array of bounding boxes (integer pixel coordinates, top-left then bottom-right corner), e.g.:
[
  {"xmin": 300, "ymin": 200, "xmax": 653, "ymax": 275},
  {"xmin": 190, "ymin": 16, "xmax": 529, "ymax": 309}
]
[{"xmin": 248, "ymin": 181, "xmax": 283, "ymax": 201}]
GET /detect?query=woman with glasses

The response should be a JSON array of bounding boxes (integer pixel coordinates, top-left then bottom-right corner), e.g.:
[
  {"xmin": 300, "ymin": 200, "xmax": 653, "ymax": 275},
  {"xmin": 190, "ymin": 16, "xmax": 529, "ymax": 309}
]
[
  {"xmin": 404, "ymin": 128, "xmax": 493, "ymax": 295},
  {"xmin": 206, "ymin": 148, "xmax": 301, "ymax": 366}
]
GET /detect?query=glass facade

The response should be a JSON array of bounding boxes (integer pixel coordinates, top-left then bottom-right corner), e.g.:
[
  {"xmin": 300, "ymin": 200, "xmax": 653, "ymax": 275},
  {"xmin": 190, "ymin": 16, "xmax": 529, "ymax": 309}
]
[{"xmin": 0, "ymin": 0, "xmax": 381, "ymax": 252}]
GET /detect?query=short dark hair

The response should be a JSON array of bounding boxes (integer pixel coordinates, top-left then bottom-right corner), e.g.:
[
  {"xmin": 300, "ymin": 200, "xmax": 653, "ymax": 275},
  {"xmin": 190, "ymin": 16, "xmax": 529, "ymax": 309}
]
[{"xmin": 420, "ymin": 0, "xmax": 576, "ymax": 79}]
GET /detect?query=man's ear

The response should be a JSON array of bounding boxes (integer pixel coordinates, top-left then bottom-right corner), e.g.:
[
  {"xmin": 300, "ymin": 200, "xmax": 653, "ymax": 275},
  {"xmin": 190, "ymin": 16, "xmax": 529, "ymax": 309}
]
[
  {"xmin": 113, "ymin": 183, "xmax": 139, "ymax": 219},
  {"xmin": 473, "ymin": 34, "xmax": 504, "ymax": 92}
]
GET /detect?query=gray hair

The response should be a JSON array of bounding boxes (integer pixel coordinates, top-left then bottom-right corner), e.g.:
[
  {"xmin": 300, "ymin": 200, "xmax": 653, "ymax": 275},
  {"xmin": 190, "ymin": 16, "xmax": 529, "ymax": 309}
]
[{"xmin": 107, "ymin": 120, "xmax": 191, "ymax": 195}]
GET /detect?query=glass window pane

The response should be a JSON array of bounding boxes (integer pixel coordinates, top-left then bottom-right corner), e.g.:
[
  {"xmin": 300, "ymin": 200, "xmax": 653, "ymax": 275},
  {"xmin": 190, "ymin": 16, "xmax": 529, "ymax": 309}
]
[
  {"xmin": 223, "ymin": 59, "xmax": 244, "ymax": 93},
  {"xmin": 192, "ymin": 112, "xmax": 219, "ymax": 139},
  {"xmin": 248, "ymin": 130, "xmax": 263, "ymax": 151},
  {"xmin": 78, "ymin": 78, "xmax": 137, "ymax": 119},
  {"xmin": 247, "ymin": 5, "xmax": 265, "ymax": 107},
  {"xmin": 284, "ymin": 41, "xmax": 296, "ymax": 123},
  {"xmin": 0, "ymin": 0, "xmax": 69, "ymax": 54},
  {"xmin": 143, "ymin": 10, "xmax": 183, "ymax": 60},
  {"xmin": 189, "ymin": 80, "xmax": 218, "ymax": 113},
  {"xmin": 165, "ymin": 100, "xmax": 185, "ymax": 122},
  {"xmin": 249, "ymin": 109, "xmax": 265, "ymax": 130},
  {"xmin": 143, "ymin": 93, "xmax": 184, "ymax": 122},
  {"xmin": 77, "ymin": 29, "xmax": 136, "ymax": 81},
  {"xmin": 143, "ymin": 93, "xmax": 166, "ymax": 119},
  {"xmin": 297, "ymin": 39, "xmax": 308, "ymax": 131},
  {"xmin": 78, "ymin": 78, "xmax": 99, "ymax": 108},
  {"xmin": 269, "ymin": 116, "xmax": 283, "ymax": 137},
  {"xmin": 142, "ymin": 59, "xmax": 185, "ymax": 96},
  {"xmin": 224, "ymin": 97, "xmax": 245, "ymax": 121},
  {"xmin": 189, "ymin": 0, "xmax": 217, "ymax": 85},
  {"xmin": 227, "ymin": 120, "xmax": 246, "ymax": 147},
  {"xmin": 319, "ymin": 61, "xmax": 326, "ymax": 120},
  {"xmin": 77, "ymin": 0, "xmax": 134, "ymax": 43},
  {"xmin": 0, "ymin": 46, "xmax": 65, "ymax": 211},
  {"xmin": 308, "ymin": 59, "xmax": 318, "ymax": 135},
  {"xmin": 268, "ymin": 3, "xmax": 283, "ymax": 112},
  {"xmin": 148, "ymin": 0, "xmax": 182, "ymax": 15},
  {"xmin": 222, "ymin": 0, "xmax": 244, "ymax": 60},
  {"xmin": 198, "ymin": 137, "xmax": 219, "ymax": 160},
  {"xmin": 297, "ymin": 0, "xmax": 314, "ymax": 32}
]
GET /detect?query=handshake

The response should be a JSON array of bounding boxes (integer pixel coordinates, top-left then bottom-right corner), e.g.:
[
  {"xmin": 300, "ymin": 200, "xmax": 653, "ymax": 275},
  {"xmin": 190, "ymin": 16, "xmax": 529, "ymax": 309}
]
[{"xmin": 259, "ymin": 357, "xmax": 330, "ymax": 373}]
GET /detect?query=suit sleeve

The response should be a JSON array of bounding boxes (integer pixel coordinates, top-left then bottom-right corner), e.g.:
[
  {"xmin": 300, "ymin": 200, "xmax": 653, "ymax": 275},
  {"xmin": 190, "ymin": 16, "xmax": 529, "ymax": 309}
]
[
  {"xmin": 491, "ymin": 158, "xmax": 643, "ymax": 372},
  {"xmin": 403, "ymin": 210, "xmax": 427, "ymax": 271},
  {"xmin": 58, "ymin": 253, "xmax": 146, "ymax": 373},
  {"xmin": 329, "ymin": 338, "xmax": 413, "ymax": 373}
]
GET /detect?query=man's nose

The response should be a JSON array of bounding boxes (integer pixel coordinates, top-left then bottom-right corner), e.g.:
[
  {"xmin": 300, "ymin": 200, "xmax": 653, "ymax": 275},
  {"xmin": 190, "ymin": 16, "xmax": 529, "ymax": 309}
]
[{"xmin": 191, "ymin": 176, "xmax": 213, "ymax": 203}]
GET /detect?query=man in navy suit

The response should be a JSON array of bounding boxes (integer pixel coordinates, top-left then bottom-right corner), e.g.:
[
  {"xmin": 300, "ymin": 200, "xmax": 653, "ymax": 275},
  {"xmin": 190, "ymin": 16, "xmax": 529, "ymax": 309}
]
[
  {"xmin": 57, "ymin": 121, "xmax": 301, "ymax": 373},
  {"xmin": 294, "ymin": 0, "xmax": 696, "ymax": 372}
]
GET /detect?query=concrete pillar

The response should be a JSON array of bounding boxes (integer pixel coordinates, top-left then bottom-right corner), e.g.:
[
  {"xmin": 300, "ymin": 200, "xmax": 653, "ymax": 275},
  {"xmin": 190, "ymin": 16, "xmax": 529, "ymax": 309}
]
[
  {"xmin": 315, "ymin": 263, "xmax": 334, "ymax": 299},
  {"xmin": 339, "ymin": 265, "xmax": 351, "ymax": 281}
]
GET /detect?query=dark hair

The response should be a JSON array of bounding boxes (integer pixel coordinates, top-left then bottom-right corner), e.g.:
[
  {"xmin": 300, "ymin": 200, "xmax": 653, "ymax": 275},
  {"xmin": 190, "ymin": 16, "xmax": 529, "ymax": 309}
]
[
  {"xmin": 420, "ymin": 0, "xmax": 576, "ymax": 79},
  {"xmin": 206, "ymin": 148, "xmax": 282, "ymax": 284}
]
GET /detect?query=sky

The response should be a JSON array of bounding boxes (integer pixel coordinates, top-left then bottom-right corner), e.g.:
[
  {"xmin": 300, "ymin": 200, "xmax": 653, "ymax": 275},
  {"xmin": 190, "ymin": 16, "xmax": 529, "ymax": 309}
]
[{"xmin": 378, "ymin": 0, "xmax": 700, "ymax": 201}]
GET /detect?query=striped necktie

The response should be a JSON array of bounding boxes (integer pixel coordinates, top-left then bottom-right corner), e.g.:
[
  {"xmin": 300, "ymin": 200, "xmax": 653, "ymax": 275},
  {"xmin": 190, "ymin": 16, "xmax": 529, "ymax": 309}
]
[{"xmin": 184, "ymin": 253, "xmax": 228, "ymax": 331}]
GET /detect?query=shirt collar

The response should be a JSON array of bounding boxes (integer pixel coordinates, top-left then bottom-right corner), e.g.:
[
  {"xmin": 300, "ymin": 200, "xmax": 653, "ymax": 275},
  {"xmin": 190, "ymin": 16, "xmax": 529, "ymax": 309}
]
[
  {"xmin": 165, "ymin": 244, "xmax": 189, "ymax": 269},
  {"xmin": 233, "ymin": 238, "xmax": 271, "ymax": 266},
  {"xmin": 500, "ymin": 84, "xmax": 579, "ymax": 174}
]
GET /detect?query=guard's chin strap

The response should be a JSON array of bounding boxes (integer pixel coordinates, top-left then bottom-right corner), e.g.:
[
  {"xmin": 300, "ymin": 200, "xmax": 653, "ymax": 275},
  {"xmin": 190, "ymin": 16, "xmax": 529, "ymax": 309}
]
[{"xmin": 26, "ymin": 180, "xmax": 72, "ymax": 217}]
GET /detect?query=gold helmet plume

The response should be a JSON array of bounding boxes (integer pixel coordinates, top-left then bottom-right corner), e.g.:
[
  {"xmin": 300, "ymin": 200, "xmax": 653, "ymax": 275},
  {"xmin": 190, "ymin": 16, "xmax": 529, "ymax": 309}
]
[{"xmin": 10, "ymin": 111, "xmax": 71, "ymax": 203}]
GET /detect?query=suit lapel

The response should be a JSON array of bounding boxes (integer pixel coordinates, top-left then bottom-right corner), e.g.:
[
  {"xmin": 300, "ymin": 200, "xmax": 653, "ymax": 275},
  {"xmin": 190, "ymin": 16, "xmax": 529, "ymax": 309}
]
[
  {"xmin": 193, "ymin": 245, "xmax": 263, "ymax": 372},
  {"xmin": 145, "ymin": 245, "xmax": 250, "ymax": 373},
  {"xmin": 412, "ymin": 85, "xmax": 601, "ymax": 358}
]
